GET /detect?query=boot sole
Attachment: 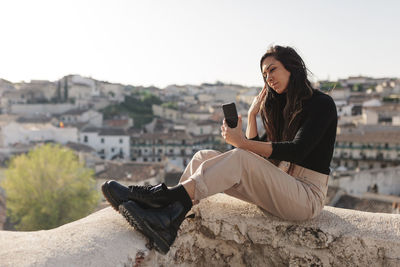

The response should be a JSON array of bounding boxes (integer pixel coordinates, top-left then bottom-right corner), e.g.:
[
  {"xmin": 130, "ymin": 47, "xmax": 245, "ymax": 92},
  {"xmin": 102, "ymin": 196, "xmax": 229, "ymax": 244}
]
[
  {"xmin": 119, "ymin": 202, "xmax": 170, "ymax": 255},
  {"xmin": 101, "ymin": 182, "xmax": 121, "ymax": 212}
]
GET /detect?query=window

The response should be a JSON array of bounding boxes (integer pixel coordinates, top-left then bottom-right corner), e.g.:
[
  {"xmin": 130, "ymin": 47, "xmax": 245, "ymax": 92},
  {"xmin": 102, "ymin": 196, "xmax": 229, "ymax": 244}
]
[
  {"xmin": 143, "ymin": 157, "xmax": 148, "ymax": 162},
  {"xmin": 101, "ymin": 138, "xmax": 104, "ymax": 144},
  {"xmin": 111, "ymin": 148, "xmax": 115, "ymax": 152},
  {"xmin": 84, "ymin": 135, "xmax": 88, "ymax": 143},
  {"xmin": 119, "ymin": 138, "xmax": 123, "ymax": 144}
]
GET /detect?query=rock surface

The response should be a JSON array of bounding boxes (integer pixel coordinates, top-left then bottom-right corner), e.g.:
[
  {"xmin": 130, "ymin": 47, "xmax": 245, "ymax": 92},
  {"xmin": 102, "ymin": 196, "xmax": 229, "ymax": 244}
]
[
  {"xmin": 1, "ymin": 194, "xmax": 400, "ymax": 266},
  {"xmin": 0, "ymin": 207, "xmax": 153, "ymax": 267}
]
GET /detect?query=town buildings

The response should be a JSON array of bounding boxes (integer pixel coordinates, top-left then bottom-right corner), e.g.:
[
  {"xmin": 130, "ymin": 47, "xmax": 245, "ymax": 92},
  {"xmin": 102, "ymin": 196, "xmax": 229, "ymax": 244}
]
[{"xmin": 0, "ymin": 74, "xmax": 400, "ymax": 220}]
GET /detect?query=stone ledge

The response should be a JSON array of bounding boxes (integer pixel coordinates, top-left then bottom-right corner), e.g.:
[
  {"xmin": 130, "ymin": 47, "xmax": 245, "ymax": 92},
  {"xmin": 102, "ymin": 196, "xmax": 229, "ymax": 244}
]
[{"xmin": 1, "ymin": 194, "xmax": 400, "ymax": 266}]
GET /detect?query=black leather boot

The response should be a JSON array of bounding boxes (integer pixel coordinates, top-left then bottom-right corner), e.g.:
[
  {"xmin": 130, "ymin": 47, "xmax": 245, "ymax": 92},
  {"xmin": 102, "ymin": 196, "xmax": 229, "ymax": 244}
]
[
  {"xmin": 101, "ymin": 180, "xmax": 171, "ymax": 211},
  {"xmin": 119, "ymin": 200, "xmax": 191, "ymax": 255}
]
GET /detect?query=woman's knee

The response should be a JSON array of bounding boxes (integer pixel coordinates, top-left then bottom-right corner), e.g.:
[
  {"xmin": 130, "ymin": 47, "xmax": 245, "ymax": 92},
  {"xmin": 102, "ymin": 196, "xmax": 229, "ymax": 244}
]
[{"xmin": 194, "ymin": 149, "xmax": 221, "ymax": 161}]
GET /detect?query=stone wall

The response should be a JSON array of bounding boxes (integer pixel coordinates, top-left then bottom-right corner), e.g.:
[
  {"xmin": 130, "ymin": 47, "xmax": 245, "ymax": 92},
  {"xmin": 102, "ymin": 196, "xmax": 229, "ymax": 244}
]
[{"xmin": 0, "ymin": 194, "xmax": 399, "ymax": 266}]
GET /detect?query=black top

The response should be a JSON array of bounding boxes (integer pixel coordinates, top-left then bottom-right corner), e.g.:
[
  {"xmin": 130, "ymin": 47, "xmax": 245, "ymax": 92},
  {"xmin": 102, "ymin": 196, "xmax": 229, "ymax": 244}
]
[{"xmin": 250, "ymin": 89, "xmax": 338, "ymax": 175}]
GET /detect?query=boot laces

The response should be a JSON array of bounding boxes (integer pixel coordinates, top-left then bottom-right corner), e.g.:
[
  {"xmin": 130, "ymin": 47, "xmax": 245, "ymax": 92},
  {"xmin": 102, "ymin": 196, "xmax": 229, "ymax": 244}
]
[{"xmin": 128, "ymin": 184, "xmax": 154, "ymax": 194}]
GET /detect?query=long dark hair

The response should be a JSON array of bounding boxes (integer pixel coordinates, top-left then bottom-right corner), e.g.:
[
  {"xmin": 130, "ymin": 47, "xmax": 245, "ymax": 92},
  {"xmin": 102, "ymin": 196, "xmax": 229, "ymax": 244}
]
[{"xmin": 260, "ymin": 45, "xmax": 314, "ymax": 164}]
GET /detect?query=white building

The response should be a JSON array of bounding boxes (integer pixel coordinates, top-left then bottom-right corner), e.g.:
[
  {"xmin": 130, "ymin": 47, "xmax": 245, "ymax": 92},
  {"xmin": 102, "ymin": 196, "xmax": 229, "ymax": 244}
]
[
  {"xmin": 98, "ymin": 82, "xmax": 125, "ymax": 102},
  {"xmin": 71, "ymin": 75, "xmax": 99, "ymax": 96},
  {"xmin": 186, "ymin": 120, "xmax": 217, "ymax": 136},
  {"xmin": 0, "ymin": 119, "xmax": 78, "ymax": 147},
  {"xmin": 152, "ymin": 105, "xmax": 182, "ymax": 122},
  {"xmin": 329, "ymin": 88, "xmax": 351, "ymax": 101},
  {"xmin": 197, "ymin": 93, "xmax": 214, "ymax": 103},
  {"xmin": 60, "ymin": 109, "xmax": 103, "ymax": 127},
  {"xmin": 237, "ymin": 88, "xmax": 258, "ymax": 105},
  {"xmin": 333, "ymin": 126, "xmax": 400, "ymax": 171},
  {"xmin": 10, "ymin": 103, "xmax": 75, "ymax": 115},
  {"xmin": 329, "ymin": 166, "xmax": 400, "ymax": 197},
  {"xmin": 362, "ymin": 104, "xmax": 400, "ymax": 125},
  {"xmin": 68, "ymin": 84, "xmax": 93, "ymax": 100},
  {"xmin": 79, "ymin": 127, "xmax": 130, "ymax": 160}
]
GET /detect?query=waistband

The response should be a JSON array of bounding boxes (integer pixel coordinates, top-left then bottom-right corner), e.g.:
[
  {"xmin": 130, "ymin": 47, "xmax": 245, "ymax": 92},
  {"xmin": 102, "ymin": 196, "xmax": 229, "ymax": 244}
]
[{"xmin": 278, "ymin": 161, "xmax": 329, "ymax": 188}]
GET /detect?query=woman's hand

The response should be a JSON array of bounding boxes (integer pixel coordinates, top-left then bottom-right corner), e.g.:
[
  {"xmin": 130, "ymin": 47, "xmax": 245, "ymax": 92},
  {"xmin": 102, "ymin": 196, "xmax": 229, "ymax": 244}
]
[
  {"xmin": 248, "ymin": 83, "xmax": 267, "ymax": 117},
  {"xmin": 221, "ymin": 115, "xmax": 245, "ymax": 148}
]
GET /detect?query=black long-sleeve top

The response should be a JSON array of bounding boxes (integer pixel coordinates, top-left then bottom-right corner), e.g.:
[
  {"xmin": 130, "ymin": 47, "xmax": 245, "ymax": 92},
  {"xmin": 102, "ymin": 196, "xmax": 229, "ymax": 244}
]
[{"xmin": 250, "ymin": 89, "xmax": 338, "ymax": 175}]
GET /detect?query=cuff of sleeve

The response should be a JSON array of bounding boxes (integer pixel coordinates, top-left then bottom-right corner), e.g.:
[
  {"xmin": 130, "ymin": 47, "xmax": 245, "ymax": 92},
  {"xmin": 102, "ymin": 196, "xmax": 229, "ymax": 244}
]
[
  {"xmin": 269, "ymin": 142, "xmax": 278, "ymax": 159},
  {"xmin": 247, "ymin": 135, "xmax": 260, "ymax": 141}
]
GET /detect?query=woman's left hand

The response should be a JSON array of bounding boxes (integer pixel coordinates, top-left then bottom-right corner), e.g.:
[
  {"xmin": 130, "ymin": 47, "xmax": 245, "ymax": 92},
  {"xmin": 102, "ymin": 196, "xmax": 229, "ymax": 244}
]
[{"xmin": 221, "ymin": 115, "xmax": 245, "ymax": 147}]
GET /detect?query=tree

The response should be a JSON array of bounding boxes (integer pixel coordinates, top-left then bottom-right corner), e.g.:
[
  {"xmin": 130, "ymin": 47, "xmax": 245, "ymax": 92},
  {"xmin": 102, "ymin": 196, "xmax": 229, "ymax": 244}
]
[{"xmin": 0, "ymin": 144, "xmax": 100, "ymax": 231}]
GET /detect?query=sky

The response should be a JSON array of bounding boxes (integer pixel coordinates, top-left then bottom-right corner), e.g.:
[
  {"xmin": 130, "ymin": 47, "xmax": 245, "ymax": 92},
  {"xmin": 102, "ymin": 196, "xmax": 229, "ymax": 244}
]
[{"xmin": 0, "ymin": 0, "xmax": 399, "ymax": 88}]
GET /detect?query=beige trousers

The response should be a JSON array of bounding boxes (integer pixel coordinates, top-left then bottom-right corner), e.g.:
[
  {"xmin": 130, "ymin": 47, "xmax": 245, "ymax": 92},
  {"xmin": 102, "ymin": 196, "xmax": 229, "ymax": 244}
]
[{"xmin": 179, "ymin": 149, "xmax": 329, "ymax": 221}]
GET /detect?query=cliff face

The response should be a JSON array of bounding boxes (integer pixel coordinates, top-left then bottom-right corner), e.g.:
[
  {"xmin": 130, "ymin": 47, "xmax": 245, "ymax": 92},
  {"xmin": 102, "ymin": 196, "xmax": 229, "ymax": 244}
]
[{"xmin": 0, "ymin": 194, "xmax": 399, "ymax": 267}]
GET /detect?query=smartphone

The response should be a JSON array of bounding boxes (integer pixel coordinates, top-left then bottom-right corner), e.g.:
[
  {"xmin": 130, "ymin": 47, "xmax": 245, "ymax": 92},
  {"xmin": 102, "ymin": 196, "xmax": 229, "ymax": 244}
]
[{"xmin": 222, "ymin": 102, "xmax": 238, "ymax": 128}]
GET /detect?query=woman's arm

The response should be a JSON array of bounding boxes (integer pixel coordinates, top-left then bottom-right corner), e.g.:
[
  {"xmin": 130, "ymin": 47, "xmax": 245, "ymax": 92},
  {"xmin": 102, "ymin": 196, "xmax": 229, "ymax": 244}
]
[
  {"xmin": 246, "ymin": 113, "xmax": 259, "ymax": 139},
  {"xmin": 221, "ymin": 115, "xmax": 273, "ymax": 159},
  {"xmin": 240, "ymin": 139, "xmax": 273, "ymax": 158},
  {"xmin": 246, "ymin": 84, "xmax": 267, "ymax": 139}
]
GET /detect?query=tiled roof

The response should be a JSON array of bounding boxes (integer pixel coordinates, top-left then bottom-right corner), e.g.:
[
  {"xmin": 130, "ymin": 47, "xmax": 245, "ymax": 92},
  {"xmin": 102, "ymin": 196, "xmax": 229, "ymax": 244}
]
[
  {"xmin": 81, "ymin": 127, "xmax": 101, "ymax": 133},
  {"xmin": 16, "ymin": 116, "xmax": 52, "ymax": 123},
  {"xmin": 98, "ymin": 128, "xmax": 127, "ymax": 136},
  {"xmin": 363, "ymin": 104, "xmax": 400, "ymax": 112},
  {"xmin": 104, "ymin": 119, "xmax": 130, "ymax": 127},
  {"xmin": 134, "ymin": 130, "xmax": 192, "ymax": 140},
  {"xmin": 65, "ymin": 142, "xmax": 95, "ymax": 153},
  {"xmin": 336, "ymin": 131, "xmax": 400, "ymax": 143},
  {"xmin": 61, "ymin": 109, "xmax": 90, "ymax": 116},
  {"xmin": 80, "ymin": 127, "xmax": 128, "ymax": 136},
  {"xmin": 96, "ymin": 161, "xmax": 164, "ymax": 182}
]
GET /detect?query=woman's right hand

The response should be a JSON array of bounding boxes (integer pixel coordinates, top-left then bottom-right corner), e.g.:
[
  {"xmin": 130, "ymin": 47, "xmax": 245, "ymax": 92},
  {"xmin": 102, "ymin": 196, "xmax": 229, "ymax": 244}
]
[{"xmin": 248, "ymin": 83, "xmax": 267, "ymax": 117}]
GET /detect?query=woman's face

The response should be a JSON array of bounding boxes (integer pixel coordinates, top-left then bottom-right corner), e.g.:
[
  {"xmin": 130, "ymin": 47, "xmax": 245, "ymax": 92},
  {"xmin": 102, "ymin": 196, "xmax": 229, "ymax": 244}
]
[{"xmin": 261, "ymin": 56, "xmax": 291, "ymax": 94}]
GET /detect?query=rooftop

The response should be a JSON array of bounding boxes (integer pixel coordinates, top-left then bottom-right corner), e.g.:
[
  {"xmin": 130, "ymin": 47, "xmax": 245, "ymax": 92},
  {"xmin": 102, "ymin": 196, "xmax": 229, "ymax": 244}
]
[
  {"xmin": 336, "ymin": 130, "xmax": 400, "ymax": 143},
  {"xmin": 96, "ymin": 161, "xmax": 164, "ymax": 182},
  {"xmin": 81, "ymin": 127, "xmax": 128, "ymax": 136},
  {"xmin": 65, "ymin": 142, "xmax": 95, "ymax": 153},
  {"xmin": 61, "ymin": 109, "xmax": 90, "ymax": 116},
  {"xmin": 16, "ymin": 116, "xmax": 53, "ymax": 124}
]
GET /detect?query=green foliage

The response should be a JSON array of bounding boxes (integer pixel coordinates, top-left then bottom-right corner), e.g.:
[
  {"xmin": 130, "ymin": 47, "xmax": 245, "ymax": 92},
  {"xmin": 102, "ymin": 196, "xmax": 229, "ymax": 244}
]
[
  {"xmin": 383, "ymin": 95, "xmax": 400, "ymax": 103},
  {"xmin": 0, "ymin": 144, "xmax": 100, "ymax": 231},
  {"xmin": 161, "ymin": 102, "xmax": 178, "ymax": 110},
  {"xmin": 320, "ymin": 82, "xmax": 343, "ymax": 92},
  {"xmin": 351, "ymin": 84, "xmax": 363, "ymax": 92},
  {"xmin": 101, "ymin": 91, "xmax": 162, "ymax": 128}
]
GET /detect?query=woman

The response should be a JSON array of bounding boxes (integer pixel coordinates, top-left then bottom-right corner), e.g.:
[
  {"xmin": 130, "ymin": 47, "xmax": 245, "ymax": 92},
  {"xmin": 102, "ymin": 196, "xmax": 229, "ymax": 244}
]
[{"xmin": 102, "ymin": 45, "xmax": 338, "ymax": 255}]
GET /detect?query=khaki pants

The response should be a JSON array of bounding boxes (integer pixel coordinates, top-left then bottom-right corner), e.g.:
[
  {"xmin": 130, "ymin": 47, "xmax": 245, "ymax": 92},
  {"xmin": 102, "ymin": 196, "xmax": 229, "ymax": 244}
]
[{"xmin": 179, "ymin": 149, "xmax": 329, "ymax": 221}]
